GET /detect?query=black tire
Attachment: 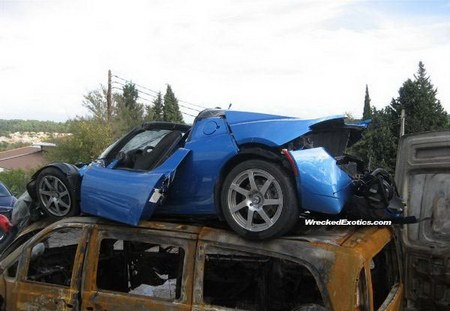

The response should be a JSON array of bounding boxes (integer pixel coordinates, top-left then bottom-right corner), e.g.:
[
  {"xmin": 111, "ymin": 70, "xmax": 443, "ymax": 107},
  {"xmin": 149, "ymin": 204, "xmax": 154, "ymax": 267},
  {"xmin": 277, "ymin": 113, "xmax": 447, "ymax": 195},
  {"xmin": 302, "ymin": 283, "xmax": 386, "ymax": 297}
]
[
  {"xmin": 221, "ymin": 159, "xmax": 299, "ymax": 240},
  {"xmin": 36, "ymin": 167, "xmax": 79, "ymax": 219}
]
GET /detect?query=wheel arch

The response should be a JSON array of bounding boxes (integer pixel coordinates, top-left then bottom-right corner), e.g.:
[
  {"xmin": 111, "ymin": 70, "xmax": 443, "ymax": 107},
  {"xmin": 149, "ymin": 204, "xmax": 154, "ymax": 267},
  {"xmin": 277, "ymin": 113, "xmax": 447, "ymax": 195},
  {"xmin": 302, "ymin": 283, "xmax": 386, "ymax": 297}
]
[
  {"xmin": 214, "ymin": 144, "xmax": 297, "ymax": 219},
  {"xmin": 27, "ymin": 163, "xmax": 81, "ymax": 202}
]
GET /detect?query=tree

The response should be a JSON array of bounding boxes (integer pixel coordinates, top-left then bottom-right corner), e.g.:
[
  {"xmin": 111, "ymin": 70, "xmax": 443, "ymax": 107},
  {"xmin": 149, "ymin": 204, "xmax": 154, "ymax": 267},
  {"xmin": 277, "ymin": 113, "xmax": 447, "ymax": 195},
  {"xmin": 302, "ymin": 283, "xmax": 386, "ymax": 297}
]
[
  {"xmin": 163, "ymin": 85, "xmax": 184, "ymax": 123},
  {"xmin": 45, "ymin": 118, "xmax": 115, "ymax": 164},
  {"xmin": 82, "ymin": 86, "xmax": 111, "ymax": 123},
  {"xmin": 115, "ymin": 82, "xmax": 145, "ymax": 132},
  {"xmin": 350, "ymin": 107, "xmax": 398, "ymax": 173},
  {"xmin": 389, "ymin": 61, "xmax": 448, "ymax": 135},
  {"xmin": 351, "ymin": 62, "xmax": 448, "ymax": 173},
  {"xmin": 150, "ymin": 92, "xmax": 164, "ymax": 121},
  {"xmin": 362, "ymin": 84, "xmax": 372, "ymax": 120},
  {"xmin": 365, "ymin": 108, "xmax": 397, "ymax": 171}
]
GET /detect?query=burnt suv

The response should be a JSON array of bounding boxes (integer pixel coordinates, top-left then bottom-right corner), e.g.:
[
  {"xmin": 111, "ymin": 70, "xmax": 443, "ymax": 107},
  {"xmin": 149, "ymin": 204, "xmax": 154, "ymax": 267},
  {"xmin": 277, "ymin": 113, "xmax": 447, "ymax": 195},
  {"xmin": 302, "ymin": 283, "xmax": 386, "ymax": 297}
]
[{"xmin": 0, "ymin": 130, "xmax": 448, "ymax": 311}]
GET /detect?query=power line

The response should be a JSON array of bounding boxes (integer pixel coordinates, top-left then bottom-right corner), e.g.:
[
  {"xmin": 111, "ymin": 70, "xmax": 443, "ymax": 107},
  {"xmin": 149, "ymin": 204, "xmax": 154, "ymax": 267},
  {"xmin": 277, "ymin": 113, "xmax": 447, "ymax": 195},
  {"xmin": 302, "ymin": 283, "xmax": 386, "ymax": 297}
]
[
  {"xmin": 112, "ymin": 80, "xmax": 201, "ymax": 112},
  {"xmin": 112, "ymin": 81, "xmax": 158, "ymax": 100},
  {"xmin": 178, "ymin": 99, "xmax": 206, "ymax": 109},
  {"xmin": 112, "ymin": 73, "xmax": 208, "ymax": 109},
  {"xmin": 113, "ymin": 75, "xmax": 160, "ymax": 95}
]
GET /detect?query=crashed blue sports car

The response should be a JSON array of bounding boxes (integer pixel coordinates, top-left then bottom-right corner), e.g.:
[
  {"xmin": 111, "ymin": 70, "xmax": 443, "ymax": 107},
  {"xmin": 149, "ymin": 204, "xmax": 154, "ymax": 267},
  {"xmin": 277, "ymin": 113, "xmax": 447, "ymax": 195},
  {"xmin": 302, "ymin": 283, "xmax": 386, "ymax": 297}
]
[{"xmin": 27, "ymin": 109, "xmax": 401, "ymax": 239}]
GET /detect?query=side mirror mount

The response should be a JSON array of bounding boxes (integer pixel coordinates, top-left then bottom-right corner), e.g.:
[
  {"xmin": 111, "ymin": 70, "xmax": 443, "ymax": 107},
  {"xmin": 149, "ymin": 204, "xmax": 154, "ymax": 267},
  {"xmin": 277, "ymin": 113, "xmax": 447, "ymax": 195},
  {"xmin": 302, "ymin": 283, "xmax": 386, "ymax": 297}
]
[{"xmin": 31, "ymin": 243, "xmax": 45, "ymax": 260}]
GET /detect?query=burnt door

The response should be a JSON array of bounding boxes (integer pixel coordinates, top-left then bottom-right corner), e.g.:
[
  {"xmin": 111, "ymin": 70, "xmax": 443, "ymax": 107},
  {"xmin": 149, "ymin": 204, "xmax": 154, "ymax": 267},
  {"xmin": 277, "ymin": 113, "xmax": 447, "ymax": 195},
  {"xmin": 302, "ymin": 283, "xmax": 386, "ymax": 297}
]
[
  {"xmin": 80, "ymin": 224, "xmax": 196, "ymax": 311},
  {"xmin": 395, "ymin": 131, "xmax": 450, "ymax": 310},
  {"xmin": 11, "ymin": 225, "xmax": 89, "ymax": 311}
]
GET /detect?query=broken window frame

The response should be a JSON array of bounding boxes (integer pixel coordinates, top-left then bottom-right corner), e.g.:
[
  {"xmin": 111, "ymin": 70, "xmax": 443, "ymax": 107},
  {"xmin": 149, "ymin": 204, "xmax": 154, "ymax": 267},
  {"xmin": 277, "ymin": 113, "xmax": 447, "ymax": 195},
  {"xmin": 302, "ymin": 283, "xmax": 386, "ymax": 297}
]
[
  {"xmin": 369, "ymin": 240, "xmax": 401, "ymax": 311},
  {"xmin": 22, "ymin": 226, "xmax": 85, "ymax": 288},
  {"xmin": 7, "ymin": 224, "xmax": 89, "ymax": 310},
  {"xmin": 193, "ymin": 241, "xmax": 327, "ymax": 311},
  {"xmin": 84, "ymin": 225, "xmax": 195, "ymax": 306}
]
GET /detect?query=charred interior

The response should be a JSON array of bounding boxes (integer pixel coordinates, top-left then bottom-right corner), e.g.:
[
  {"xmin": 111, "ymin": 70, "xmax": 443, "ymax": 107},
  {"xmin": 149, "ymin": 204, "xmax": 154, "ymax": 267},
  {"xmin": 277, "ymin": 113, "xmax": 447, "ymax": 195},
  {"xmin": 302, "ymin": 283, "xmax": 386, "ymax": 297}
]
[
  {"xmin": 96, "ymin": 239, "xmax": 184, "ymax": 300},
  {"xmin": 203, "ymin": 249, "xmax": 324, "ymax": 311}
]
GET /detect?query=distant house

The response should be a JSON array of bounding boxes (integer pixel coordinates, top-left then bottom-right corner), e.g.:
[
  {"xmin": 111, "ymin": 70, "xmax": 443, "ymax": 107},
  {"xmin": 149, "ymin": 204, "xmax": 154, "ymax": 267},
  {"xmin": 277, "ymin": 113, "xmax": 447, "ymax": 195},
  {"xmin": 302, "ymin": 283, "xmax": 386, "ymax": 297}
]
[{"xmin": 0, "ymin": 143, "xmax": 55, "ymax": 172}]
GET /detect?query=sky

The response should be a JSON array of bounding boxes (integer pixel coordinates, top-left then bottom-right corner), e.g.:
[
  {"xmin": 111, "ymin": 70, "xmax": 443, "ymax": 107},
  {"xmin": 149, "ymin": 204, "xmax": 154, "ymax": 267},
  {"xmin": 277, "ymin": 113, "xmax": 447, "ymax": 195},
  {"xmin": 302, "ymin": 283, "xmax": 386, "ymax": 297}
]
[{"xmin": 1, "ymin": 0, "xmax": 450, "ymax": 123}]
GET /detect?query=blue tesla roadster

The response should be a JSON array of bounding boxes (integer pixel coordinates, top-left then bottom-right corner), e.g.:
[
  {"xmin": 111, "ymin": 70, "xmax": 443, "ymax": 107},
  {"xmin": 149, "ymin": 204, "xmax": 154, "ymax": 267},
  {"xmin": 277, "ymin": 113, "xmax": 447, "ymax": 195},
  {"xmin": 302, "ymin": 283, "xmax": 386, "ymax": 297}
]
[{"xmin": 26, "ymin": 109, "xmax": 401, "ymax": 239}]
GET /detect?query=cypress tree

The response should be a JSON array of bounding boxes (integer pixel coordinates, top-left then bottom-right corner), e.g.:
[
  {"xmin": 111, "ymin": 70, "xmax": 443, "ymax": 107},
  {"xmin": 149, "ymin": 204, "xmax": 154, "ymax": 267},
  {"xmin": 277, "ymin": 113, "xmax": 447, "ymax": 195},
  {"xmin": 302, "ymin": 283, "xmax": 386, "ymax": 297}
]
[
  {"xmin": 151, "ymin": 92, "xmax": 164, "ymax": 121},
  {"xmin": 163, "ymin": 85, "xmax": 184, "ymax": 123},
  {"xmin": 362, "ymin": 84, "xmax": 372, "ymax": 120}
]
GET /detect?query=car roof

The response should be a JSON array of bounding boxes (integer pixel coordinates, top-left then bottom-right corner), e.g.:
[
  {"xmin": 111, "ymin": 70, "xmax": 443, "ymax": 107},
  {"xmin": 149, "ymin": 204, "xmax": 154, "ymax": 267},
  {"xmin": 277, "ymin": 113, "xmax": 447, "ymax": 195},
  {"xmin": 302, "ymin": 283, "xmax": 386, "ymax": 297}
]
[{"xmin": 21, "ymin": 216, "xmax": 389, "ymax": 249}]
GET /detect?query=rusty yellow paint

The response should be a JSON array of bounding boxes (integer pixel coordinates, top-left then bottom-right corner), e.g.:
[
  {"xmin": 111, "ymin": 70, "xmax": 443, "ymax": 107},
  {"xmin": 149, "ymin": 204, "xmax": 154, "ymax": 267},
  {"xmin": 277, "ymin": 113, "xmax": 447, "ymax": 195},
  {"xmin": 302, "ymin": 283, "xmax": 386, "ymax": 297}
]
[
  {"xmin": 311, "ymin": 227, "xmax": 400, "ymax": 311},
  {"xmin": 1, "ymin": 217, "xmax": 406, "ymax": 311}
]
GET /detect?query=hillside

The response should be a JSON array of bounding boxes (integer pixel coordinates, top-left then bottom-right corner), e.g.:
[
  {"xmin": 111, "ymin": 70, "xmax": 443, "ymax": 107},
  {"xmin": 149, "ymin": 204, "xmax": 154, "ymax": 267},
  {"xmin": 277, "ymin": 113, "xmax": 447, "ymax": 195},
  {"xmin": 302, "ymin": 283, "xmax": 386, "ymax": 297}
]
[{"xmin": 0, "ymin": 119, "xmax": 68, "ymax": 136}]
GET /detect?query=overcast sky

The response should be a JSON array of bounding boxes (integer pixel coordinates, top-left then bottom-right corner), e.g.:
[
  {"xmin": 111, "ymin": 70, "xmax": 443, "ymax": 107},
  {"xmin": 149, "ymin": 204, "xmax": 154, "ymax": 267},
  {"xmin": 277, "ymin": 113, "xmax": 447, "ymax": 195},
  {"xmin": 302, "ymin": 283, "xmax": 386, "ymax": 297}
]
[{"xmin": 1, "ymin": 0, "xmax": 450, "ymax": 122}]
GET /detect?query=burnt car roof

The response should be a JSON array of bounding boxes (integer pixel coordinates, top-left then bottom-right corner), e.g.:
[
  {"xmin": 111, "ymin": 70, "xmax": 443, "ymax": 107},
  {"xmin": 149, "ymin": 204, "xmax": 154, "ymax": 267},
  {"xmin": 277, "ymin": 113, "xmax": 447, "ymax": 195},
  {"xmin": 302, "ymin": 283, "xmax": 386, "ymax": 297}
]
[{"xmin": 16, "ymin": 216, "xmax": 388, "ymax": 249}]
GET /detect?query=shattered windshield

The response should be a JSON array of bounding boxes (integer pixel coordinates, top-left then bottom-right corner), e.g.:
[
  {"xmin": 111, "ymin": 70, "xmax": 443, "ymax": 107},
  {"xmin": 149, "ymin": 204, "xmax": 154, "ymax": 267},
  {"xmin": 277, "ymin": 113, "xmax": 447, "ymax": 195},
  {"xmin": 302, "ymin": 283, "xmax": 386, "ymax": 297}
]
[{"xmin": 120, "ymin": 129, "xmax": 172, "ymax": 153}]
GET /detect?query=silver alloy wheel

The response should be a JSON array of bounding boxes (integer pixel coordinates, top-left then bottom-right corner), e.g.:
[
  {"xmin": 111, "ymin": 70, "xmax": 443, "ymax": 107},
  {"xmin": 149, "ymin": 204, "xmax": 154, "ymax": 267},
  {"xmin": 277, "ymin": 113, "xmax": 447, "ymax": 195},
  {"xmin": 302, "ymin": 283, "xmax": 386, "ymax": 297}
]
[
  {"xmin": 227, "ymin": 168, "xmax": 283, "ymax": 232},
  {"xmin": 38, "ymin": 175, "xmax": 72, "ymax": 217}
]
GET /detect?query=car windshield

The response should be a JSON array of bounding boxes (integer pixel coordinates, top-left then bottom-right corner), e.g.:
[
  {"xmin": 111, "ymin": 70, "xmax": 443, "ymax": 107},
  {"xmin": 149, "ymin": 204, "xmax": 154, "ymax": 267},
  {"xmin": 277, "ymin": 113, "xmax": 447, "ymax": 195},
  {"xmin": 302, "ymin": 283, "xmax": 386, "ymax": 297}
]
[
  {"xmin": 0, "ymin": 184, "xmax": 11, "ymax": 197},
  {"xmin": 120, "ymin": 129, "xmax": 172, "ymax": 153}
]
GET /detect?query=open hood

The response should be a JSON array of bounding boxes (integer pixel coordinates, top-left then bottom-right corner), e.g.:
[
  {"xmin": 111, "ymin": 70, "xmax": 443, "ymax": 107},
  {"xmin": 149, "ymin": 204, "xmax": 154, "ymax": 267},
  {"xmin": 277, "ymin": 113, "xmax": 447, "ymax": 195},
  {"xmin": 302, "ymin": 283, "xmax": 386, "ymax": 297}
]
[
  {"xmin": 395, "ymin": 130, "xmax": 450, "ymax": 310},
  {"xmin": 224, "ymin": 111, "xmax": 366, "ymax": 153}
]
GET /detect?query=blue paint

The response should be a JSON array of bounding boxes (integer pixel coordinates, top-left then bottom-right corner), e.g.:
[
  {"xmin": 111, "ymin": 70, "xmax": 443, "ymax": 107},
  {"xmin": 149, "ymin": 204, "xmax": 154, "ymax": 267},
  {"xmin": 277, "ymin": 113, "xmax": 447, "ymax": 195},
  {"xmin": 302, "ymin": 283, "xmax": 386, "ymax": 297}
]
[
  {"xmin": 81, "ymin": 149, "xmax": 190, "ymax": 225},
  {"xmin": 225, "ymin": 111, "xmax": 349, "ymax": 146},
  {"xmin": 289, "ymin": 148, "xmax": 352, "ymax": 214},
  {"xmin": 157, "ymin": 118, "xmax": 239, "ymax": 215},
  {"xmin": 34, "ymin": 109, "xmax": 369, "ymax": 226}
]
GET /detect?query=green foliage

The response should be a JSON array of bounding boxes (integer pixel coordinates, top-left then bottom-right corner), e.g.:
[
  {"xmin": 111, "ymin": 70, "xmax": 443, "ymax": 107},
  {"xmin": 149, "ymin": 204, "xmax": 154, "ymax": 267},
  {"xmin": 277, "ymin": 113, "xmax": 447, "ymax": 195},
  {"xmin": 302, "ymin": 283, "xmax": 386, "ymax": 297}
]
[
  {"xmin": 163, "ymin": 85, "xmax": 184, "ymax": 123},
  {"xmin": 0, "ymin": 169, "xmax": 32, "ymax": 196},
  {"xmin": 150, "ymin": 92, "xmax": 164, "ymax": 121},
  {"xmin": 45, "ymin": 83, "xmax": 186, "ymax": 166},
  {"xmin": 115, "ymin": 82, "xmax": 144, "ymax": 133},
  {"xmin": 0, "ymin": 141, "xmax": 28, "ymax": 152},
  {"xmin": 82, "ymin": 86, "xmax": 111, "ymax": 122},
  {"xmin": 389, "ymin": 61, "xmax": 448, "ymax": 135},
  {"xmin": 351, "ymin": 62, "xmax": 448, "ymax": 173},
  {"xmin": 351, "ymin": 107, "xmax": 398, "ymax": 173},
  {"xmin": 0, "ymin": 119, "xmax": 68, "ymax": 136},
  {"xmin": 363, "ymin": 85, "xmax": 372, "ymax": 120},
  {"xmin": 45, "ymin": 118, "xmax": 115, "ymax": 164}
]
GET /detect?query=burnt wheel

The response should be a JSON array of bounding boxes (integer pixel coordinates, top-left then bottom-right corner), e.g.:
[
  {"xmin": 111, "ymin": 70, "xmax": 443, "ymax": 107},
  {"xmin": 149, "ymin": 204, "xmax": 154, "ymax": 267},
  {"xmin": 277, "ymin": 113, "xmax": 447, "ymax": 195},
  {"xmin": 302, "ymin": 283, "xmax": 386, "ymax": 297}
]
[
  {"xmin": 36, "ymin": 168, "xmax": 79, "ymax": 218},
  {"xmin": 221, "ymin": 159, "xmax": 299, "ymax": 240}
]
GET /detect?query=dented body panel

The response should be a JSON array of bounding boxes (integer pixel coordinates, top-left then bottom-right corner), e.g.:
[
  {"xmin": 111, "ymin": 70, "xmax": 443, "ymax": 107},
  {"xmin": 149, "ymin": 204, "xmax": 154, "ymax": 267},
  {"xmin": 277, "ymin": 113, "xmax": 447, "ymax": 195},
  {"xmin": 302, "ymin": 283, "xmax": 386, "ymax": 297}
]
[
  {"xmin": 289, "ymin": 147, "xmax": 353, "ymax": 214},
  {"xmin": 81, "ymin": 148, "xmax": 191, "ymax": 225},
  {"xmin": 0, "ymin": 217, "xmax": 403, "ymax": 311},
  {"xmin": 26, "ymin": 109, "xmax": 368, "ymax": 231}
]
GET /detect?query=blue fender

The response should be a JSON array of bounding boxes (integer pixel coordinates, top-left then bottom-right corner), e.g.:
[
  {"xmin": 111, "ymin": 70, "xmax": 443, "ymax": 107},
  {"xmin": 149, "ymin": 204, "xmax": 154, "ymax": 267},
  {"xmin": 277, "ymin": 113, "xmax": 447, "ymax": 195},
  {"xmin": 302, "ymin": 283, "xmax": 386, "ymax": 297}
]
[{"xmin": 289, "ymin": 148, "xmax": 353, "ymax": 214}]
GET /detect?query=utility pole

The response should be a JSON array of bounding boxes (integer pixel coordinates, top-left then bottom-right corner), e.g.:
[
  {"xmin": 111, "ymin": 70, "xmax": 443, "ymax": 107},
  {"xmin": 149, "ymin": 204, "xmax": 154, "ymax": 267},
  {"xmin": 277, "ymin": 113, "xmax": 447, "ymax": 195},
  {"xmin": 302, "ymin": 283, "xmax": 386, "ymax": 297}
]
[
  {"xmin": 107, "ymin": 69, "xmax": 112, "ymax": 123},
  {"xmin": 400, "ymin": 108, "xmax": 405, "ymax": 137}
]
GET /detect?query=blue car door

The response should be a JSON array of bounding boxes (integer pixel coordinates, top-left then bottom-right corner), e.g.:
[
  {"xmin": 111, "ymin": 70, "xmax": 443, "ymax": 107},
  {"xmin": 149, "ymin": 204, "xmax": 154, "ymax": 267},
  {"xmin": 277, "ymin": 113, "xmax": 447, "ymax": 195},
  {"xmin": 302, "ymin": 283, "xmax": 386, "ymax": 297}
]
[{"xmin": 81, "ymin": 148, "xmax": 190, "ymax": 225}]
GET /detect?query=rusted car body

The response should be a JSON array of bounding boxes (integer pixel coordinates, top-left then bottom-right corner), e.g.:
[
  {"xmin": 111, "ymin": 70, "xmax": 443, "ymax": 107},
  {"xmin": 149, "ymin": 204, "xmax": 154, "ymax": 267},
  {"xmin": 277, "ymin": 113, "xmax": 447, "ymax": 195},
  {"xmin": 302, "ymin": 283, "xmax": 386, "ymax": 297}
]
[
  {"xmin": 395, "ymin": 130, "xmax": 450, "ymax": 310},
  {"xmin": 0, "ymin": 217, "xmax": 402, "ymax": 311}
]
